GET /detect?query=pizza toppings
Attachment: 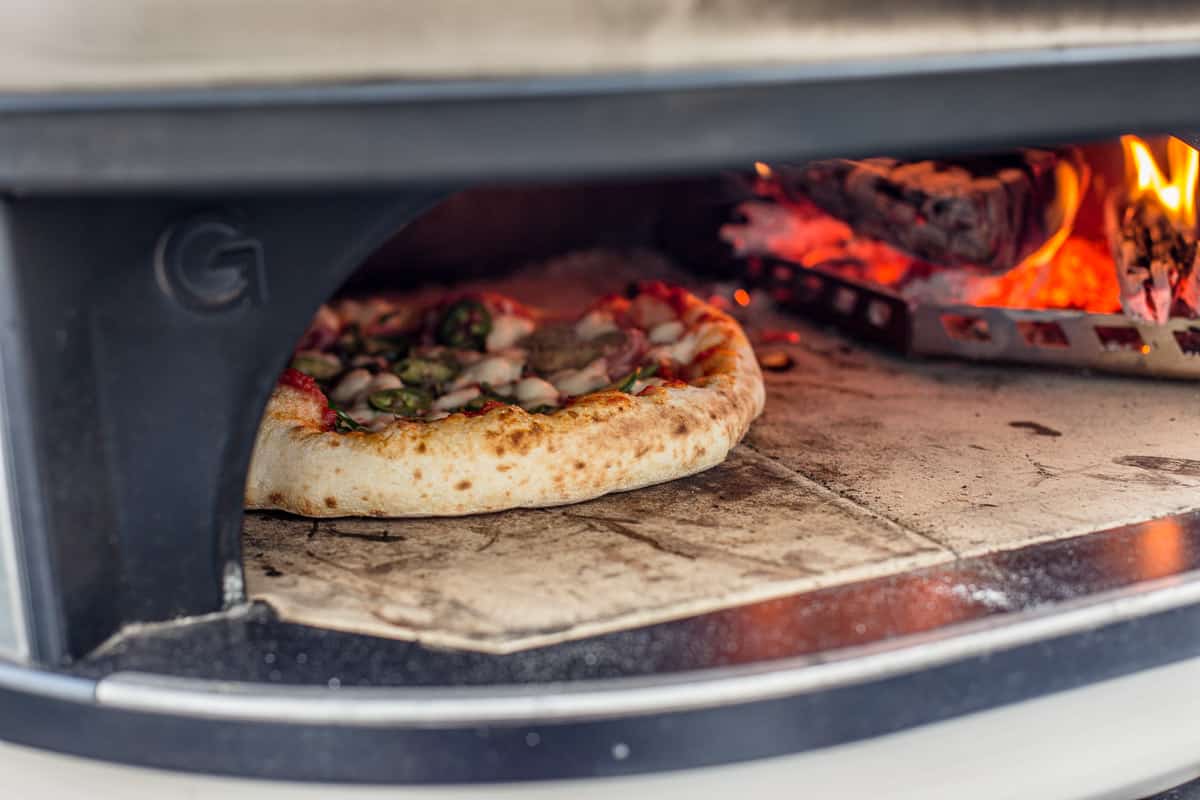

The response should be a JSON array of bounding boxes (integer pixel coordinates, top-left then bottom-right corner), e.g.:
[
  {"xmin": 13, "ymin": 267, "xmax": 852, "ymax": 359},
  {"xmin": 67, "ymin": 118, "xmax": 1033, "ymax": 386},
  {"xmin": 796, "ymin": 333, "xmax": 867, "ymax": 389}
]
[
  {"xmin": 290, "ymin": 350, "xmax": 342, "ymax": 380},
  {"xmin": 393, "ymin": 354, "xmax": 459, "ymax": 387},
  {"xmin": 648, "ymin": 320, "xmax": 685, "ymax": 344},
  {"xmin": 452, "ymin": 353, "xmax": 525, "ymax": 390},
  {"xmin": 514, "ymin": 376, "xmax": 559, "ymax": 410},
  {"xmin": 433, "ymin": 385, "xmax": 482, "ymax": 411},
  {"xmin": 329, "ymin": 368, "xmax": 372, "ymax": 406},
  {"xmin": 368, "ymin": 386, "xmax": 433, "ymax": 417},
  {"xmin": 281, "ymin": 284, "xmax": 715, "ymax": 432},
  {"xmin": 574, "ymin": 309, "xmax": 620, "ymax": 340},
  {"xmin": 550, "ymin": 357, "xmax": 610, "ymax": 396},
  {"xmin": 486, "ymin": 314, "xmax": 536, "ymax": 352},
  {"xmin": 436, "ymin": 299, "xmax": 492, "ymax": 350}
]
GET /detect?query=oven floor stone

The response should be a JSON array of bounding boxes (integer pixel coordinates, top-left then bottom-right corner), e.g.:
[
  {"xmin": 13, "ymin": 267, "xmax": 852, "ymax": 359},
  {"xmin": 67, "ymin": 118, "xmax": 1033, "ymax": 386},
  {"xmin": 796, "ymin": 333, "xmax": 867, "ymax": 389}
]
[
  {"xmin": 243, "ymin": 445, "xmax": 950, "ymax": 653},
  {"xmin": 745, "ymin": 316, "xmax": 1200, "ymax": 557},
  {"xmin": 243, "ymin": 249, "xmax": 1200, "ymax": 652}
]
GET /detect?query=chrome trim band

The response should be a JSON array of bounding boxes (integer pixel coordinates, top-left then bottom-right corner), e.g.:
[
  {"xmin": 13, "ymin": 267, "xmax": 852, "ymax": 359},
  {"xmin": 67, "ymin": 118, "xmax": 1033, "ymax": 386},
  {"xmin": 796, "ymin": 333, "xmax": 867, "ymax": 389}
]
[
  {"xmin": 0, "ymin": 357, "xmax": 28, "ymax": 661},
  {"xmin": 97, "ymin": 571, "xmax": 1200, "ymax": 728},
  {"xmin": 0, "ymin": 659, "xmax": 95, "ymax": 703}
]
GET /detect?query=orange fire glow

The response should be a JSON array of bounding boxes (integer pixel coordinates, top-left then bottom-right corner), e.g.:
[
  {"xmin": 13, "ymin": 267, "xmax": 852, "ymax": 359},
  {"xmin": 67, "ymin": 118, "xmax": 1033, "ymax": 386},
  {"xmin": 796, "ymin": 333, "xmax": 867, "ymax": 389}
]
[
  {"xmin": 1122, "ymin": 135, "xmax": 1199, "ymax": 227},
  {"xmin": 1133, "ymin": 517, "xmax": 1186, "ymax": 580},
  {"xmin": 740, "ymin": 137, "xmax": 1200, "ymax": 314},
  {"xmin": 968, "ymin": 237, "xmax": 1120, "ymax": 313}
]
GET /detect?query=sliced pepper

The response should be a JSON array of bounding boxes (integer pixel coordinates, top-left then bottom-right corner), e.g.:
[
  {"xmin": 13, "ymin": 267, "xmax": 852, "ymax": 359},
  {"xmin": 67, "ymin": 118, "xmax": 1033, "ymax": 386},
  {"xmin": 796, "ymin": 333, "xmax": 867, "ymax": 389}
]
[
  {"xmin": 436, "ymin": 299, "xmax": 492, "ymax": 350},
  {"xmin": 368, "ymin": 387, "xmax": 433, "ymax": 417},
  {"xmin": 392, "ymin": 356, "xmax": 459, "ymax": 387},
  {"xmin": 289, "ymin": 353, "xmax": 342, "ymax": 381},
  {"xmin": 331, "ymin": 407, "xmax": 366, "ymax": 432}
]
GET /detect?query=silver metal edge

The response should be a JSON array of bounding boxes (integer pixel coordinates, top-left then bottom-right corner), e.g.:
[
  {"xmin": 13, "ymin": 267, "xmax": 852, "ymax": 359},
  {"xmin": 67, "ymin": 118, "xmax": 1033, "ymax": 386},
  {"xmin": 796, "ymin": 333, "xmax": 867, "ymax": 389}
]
[
  {"xmin": 0, "ymin": 658, "xmax": 96, "ymax": 703},
  {"xmin": 0, "ymin": 356, "xmax": 29, "ymax": 661},
  {"xmin": 2, "ymin": 41, "xmax": 1200, "ymax": 113},
  {"xmin": 95, "ymin": 570, "xmax": 1200, "ymax": 728}
]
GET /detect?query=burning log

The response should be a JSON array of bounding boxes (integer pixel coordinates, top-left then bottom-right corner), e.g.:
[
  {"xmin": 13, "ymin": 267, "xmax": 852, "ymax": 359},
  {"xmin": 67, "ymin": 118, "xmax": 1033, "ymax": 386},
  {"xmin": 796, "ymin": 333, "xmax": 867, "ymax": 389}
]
[
  {"xmin": 1105, "ymin": 135, "xmax": 1200, "ymax": 323},
  {"xmin": 1105, "ymin": 195, "xmax": 1199, "ymax": 323},
  {"xmin": 775, "ymin": 150, "xmax": 1077, "ymax": 274}
]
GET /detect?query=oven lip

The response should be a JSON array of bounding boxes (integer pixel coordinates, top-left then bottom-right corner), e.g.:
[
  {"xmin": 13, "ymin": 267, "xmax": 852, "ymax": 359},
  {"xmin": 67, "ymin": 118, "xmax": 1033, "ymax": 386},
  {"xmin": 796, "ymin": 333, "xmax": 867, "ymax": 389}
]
[
  {"xmin": 0, "ymin": 43, "xmax": 1198, "ymax": 191},
  {"xmin": 87, "ymin": 569, "xmax": 1200, "ymax": 726},
  {"xmin": 2, "ymin": 555, "xmax": 1200, "ymax": 782}
]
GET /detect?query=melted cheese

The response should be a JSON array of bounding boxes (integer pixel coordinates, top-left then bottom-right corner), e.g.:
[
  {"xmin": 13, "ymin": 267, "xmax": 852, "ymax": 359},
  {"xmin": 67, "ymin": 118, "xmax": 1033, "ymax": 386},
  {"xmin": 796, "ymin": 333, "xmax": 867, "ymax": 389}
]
[
  {"xmin": 330, "ymin": 368, "xmax": 372, "ymax": 406},
  {"xmin": 574, "ymin": 310, "xmax": 619, "ymax": 340},
  {"xmin": 630, "ymin": 295, "xmax": 675, "ymax": 328},
  {"xmin": 515, "ymin": 376, "xmax": 559, "ymax": 409},
  {"xmin": 434, "ymin": 386, "xmax": 481, "ymax": 411},
  {"xmin": 648, "ymin": 320, "xmax": 685, "ymax": 344},
  {"xmin": 550, "ymin": 358, "xmax": 610, "ymax": 396},
  {"xmin": 452, "ymin": 354, "xmax": 525, "ymax": 389},
  {"xmin": 486, "ymin": 314, "xmax": 536, "ymax": 352}
]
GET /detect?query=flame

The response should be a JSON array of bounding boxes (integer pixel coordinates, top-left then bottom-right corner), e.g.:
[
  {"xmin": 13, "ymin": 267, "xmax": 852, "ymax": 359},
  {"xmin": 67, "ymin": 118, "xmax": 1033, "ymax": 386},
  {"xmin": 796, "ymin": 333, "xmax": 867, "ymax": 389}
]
[
  {"xmin": 733, "ymin": 288, "xmax": 751, "ymax": 306},
  {"xmin": 1122, "ymin": 135, "xmax": 1199, "ymax": 226},
  {"xmin": 754, "ymin": 161, "xmax": 773, "ymax": 179},
  {"xmin": 968, "ymin": 237, "xmax": 1120, "ymax": 313},
  {"xmin": 1016, "ymin": 160, "xmax": 1084, "ymax": 271}
]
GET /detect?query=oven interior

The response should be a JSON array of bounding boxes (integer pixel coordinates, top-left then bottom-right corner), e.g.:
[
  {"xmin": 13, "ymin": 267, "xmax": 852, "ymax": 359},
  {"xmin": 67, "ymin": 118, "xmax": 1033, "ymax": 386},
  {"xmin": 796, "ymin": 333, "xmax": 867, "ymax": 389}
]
[{"xmin": 0, "ymin": 133, "xmax": 1188, "ymax": 682}]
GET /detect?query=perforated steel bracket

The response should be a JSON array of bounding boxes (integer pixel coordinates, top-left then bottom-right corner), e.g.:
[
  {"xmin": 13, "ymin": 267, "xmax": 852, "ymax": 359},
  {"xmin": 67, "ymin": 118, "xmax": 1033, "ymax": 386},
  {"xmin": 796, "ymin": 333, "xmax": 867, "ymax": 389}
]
[{"xmin": 762, "ymin": 257, "xmax": 1200, "ymax": 380}]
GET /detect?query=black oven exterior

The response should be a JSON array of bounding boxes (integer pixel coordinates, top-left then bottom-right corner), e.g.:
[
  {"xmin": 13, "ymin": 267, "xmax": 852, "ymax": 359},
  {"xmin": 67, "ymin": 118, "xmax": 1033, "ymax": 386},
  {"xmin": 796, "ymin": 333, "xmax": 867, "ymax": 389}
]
[{"xmin": 1, "ymin": 24, "xmax": 1200, "ymax": 795}]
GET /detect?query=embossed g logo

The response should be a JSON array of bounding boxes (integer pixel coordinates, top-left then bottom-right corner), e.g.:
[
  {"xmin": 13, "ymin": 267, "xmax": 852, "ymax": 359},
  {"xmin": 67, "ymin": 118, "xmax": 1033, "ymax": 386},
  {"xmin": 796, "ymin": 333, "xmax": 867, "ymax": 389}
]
[{"xmin": 155, "ymin": 216, "xmax": 267, "ymax": 312}]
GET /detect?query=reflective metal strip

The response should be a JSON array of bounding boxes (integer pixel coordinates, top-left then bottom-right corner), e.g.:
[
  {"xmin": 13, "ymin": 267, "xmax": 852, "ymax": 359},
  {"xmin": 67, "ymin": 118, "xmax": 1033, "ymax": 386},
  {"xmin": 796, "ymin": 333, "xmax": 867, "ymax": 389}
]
[
  {"xmin": 97, "ymin": 571, "xmax": 1200, "ymax": 728},
  {"xmin": 0, "ymin": 659, "xmax": 96, "ymax": 703},
  {"xmin": 0, "ymin": 356, "xmax": 29, "ymax": 661}
]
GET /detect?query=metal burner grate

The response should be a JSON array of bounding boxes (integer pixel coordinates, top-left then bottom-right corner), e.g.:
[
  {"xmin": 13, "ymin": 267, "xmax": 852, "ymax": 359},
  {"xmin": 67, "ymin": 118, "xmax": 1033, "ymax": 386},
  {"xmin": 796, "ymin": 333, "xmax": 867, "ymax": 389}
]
[{"xmin": 760, "ymin": 256, "xmax": 1200, "ymax": 379}]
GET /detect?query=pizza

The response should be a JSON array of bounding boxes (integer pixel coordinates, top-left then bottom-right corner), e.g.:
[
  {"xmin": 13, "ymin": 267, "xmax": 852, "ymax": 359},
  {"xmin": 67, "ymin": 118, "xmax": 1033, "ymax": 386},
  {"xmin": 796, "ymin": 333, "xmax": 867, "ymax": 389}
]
[{"xmin": 245, "ymin": 282, "xmax": 765, "ymax": 517}]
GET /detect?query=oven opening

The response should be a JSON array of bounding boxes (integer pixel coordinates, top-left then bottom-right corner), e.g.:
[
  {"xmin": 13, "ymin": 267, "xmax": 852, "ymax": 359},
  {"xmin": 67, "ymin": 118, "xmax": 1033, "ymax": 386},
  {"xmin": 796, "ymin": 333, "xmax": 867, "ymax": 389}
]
[{"xmin": 79, "ymin": 135, "xmax": 1200, "ymax": 685}]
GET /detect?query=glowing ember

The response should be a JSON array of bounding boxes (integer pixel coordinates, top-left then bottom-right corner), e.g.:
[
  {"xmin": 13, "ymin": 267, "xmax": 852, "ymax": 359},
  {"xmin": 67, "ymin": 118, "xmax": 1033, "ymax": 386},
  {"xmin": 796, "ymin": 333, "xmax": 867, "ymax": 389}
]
[
  {"xmin": 733, "ymin": 288, "xmax": 751, "ymax": 306},
  {"xmin": 725, "ymin": 138, "xmax": 1200, "ymax": 319},
  {"xmin": 968, "ymin": 238, "xmax": 1119, "ymax": 313}
]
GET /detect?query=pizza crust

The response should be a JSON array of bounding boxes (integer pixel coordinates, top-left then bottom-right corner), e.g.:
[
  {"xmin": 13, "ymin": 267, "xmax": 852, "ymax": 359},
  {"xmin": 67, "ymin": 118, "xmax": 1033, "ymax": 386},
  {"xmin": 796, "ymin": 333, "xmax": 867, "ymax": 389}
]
[{"xmin": 245, "ymin": 290, "xmax": 764, "ymax": 517}]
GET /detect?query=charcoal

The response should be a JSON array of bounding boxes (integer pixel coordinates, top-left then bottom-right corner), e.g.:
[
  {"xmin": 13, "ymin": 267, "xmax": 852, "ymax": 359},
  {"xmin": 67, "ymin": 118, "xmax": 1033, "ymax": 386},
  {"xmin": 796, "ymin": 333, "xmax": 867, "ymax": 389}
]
[{"xmin": 777, "ymin": 150, "xmax": 1064, "ymax": 274}]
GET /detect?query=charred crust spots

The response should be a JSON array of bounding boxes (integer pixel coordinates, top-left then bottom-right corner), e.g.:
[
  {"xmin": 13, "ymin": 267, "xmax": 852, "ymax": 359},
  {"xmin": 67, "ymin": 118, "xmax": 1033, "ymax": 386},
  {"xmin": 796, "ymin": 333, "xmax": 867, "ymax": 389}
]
[
  {"xmin": 455, "ymin": 480, "xmax": 472, "ymax": 490},
  {"xmin": 635, "ymin": 444, "xmax": 651, "ymax": 458},
  {"xmin": 494, "ymin": 447, "xmax": 506, "ymax": 457},
  {"xmin": 416, "ymin": 441, "xmax": 428, "ymax": 454},
  {"xmin": 334, "ymin": 467, "xmax": 343, "ymax": 475},
  {"xmin": 574, "ymin": 461, "xmax": 586, "ymax": 470},
  {"xmin": 508, "ymin": 431, "xmax": 526, "ymax": 446},
  {"xmin": 324, "ymin": 497, "xmax": 337, "ymax": 509},
  {"xmin": 674, "ymin": 422, "xmax": 689, "ymax": 436},
  {"xmin": 496, "ymin": 464, "xmax": 512, "ymax": 472},
  {"xmin": 329, "ymin": 439, "xmax": 341, "ymax": 448},
  {"xmin": 268, "ymin": 492, "xmax": 283, "ymax": 504},
  {"xmin": 412, "ymin": 469, "xmax": 422, "ymax": 480}
]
